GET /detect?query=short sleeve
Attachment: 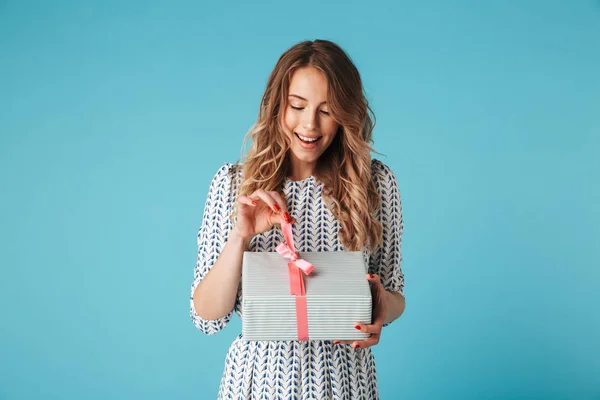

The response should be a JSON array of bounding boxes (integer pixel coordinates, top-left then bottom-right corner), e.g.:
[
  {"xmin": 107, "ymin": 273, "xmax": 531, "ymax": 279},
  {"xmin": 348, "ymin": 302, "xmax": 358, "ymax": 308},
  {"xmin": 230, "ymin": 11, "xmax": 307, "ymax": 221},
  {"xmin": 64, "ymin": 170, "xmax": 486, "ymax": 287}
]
[
  {"xmin": 189, "ymin": 163, "xmax": 235, "ymax": 335},
  {"xmin": 368, "ymin": 159, "xmax": 405, "ymax": 298}
]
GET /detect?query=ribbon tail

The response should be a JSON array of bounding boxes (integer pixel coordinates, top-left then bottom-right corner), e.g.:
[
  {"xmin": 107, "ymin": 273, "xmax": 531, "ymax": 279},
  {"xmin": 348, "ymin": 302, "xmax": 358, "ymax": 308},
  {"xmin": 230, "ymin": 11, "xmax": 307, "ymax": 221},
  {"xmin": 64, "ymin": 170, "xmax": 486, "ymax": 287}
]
[
  {"xmin": 295, "ymin": 296, "xmax": 308, "ymax": 341},
  {"xmin": 281, "ymin": 221, "xmax": 296, "ymax": 253},
  {"xmin": 280, "ymin": 219, "xmax": 310, "ymax": 341},
  {"xmin": 288, "ymin": 263, "xmax": 304, "ymax": 296}
]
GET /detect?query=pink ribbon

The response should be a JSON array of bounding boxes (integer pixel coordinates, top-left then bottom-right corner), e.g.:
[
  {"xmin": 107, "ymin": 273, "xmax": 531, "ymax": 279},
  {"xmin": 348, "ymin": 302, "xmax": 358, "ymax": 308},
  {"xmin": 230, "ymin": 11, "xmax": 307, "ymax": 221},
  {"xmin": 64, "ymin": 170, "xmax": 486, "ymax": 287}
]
[{"xmin": 275, "ymin": 219, "xmax": 314, "ymax": 341}]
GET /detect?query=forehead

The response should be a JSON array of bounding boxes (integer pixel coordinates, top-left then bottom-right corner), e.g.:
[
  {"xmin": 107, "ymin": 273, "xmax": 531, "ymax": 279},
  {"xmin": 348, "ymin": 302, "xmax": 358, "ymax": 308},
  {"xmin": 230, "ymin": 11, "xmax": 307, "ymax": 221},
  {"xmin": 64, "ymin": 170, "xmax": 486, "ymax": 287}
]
[{"xmin": 288, "ymin": 67, "xmax": 329, "ymax": 102}]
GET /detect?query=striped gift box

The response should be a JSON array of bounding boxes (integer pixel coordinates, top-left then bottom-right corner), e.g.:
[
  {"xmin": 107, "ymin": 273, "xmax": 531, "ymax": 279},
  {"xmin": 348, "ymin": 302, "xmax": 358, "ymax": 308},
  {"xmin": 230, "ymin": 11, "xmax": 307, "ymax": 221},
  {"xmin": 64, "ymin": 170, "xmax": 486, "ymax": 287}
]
[{"xmin": 241, "ymin": 250, "xmax": 372, "ymax": 341}]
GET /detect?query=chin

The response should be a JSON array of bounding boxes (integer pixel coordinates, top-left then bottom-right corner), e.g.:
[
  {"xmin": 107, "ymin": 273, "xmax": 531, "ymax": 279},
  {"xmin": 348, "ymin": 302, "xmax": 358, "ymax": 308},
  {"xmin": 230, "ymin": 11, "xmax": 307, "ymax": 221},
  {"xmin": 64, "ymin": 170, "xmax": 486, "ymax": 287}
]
[{"xmin": 290, "ymin": 149, "xmax": 321, "ymax": 163}]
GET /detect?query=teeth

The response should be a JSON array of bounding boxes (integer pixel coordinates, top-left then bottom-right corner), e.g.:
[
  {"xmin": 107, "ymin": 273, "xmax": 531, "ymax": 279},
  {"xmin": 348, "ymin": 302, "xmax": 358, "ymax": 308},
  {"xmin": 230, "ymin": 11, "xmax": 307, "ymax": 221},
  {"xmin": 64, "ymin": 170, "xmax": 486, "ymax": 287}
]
[{"xmin": 298, "ymin": 134, "xmax": 319, "ymax": 142}]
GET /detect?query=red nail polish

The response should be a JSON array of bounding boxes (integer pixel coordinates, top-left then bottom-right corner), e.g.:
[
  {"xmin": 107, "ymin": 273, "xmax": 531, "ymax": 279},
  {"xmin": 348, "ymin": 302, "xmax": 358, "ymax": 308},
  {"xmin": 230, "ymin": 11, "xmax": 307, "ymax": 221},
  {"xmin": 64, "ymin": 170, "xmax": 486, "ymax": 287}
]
[
  {"xmin": 368, "ymin": 274, "xmax": 374, "ymax": 279},
  {"xmin": 353, "ymin": 344, "xmax": 359, "ymax": 349},
  {"xmin": 273, "ymin": 204, "xmax": 280, "ymax": 212},
  {"xmin": 284, "ymin": 212, "xmax": 290, "ymax": 222},
  {"xmin": 355, "ymin": 325, "xmax": 361, "ymax": 330},
  {"xmin": 251, "ymin": 201, "xmax": 257, "ymax": 206},
  {"xmin": 333, "ymin": 341, "xmax": 340, "ymax": 344}
]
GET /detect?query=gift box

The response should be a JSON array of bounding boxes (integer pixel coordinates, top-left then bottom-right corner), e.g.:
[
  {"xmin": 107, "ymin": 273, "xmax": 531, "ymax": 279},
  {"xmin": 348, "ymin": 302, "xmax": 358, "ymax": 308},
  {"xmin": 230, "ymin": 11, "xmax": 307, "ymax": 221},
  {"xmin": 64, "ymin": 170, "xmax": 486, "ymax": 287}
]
[{"xmin": 241, "ymin": 222, "xmax": 372, "ymax": 341}]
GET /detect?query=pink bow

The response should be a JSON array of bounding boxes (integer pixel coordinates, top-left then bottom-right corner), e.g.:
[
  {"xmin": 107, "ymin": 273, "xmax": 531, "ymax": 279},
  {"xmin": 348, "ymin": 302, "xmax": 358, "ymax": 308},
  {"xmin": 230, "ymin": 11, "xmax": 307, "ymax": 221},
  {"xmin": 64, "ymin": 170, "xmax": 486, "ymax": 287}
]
[{"xmin": 275, "ymin": 219, "xmax": 314, "ymax": 340}]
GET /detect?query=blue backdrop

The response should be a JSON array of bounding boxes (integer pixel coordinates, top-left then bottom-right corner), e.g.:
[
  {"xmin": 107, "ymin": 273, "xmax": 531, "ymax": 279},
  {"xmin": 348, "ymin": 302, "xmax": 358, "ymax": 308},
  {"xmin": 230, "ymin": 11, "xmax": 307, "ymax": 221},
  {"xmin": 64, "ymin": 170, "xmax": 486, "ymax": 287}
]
[{"xmin": 1, "ymin": 1, "xmax": 598, "ymax": 399}]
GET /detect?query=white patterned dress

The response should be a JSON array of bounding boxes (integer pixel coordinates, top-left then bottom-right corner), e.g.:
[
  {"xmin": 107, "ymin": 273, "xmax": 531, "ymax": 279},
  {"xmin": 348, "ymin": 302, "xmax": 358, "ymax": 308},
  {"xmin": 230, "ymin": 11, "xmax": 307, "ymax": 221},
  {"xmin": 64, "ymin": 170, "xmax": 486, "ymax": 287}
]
[{"xmin": 190, "ymin": 159, "xmax": 405, "ymax": 400}]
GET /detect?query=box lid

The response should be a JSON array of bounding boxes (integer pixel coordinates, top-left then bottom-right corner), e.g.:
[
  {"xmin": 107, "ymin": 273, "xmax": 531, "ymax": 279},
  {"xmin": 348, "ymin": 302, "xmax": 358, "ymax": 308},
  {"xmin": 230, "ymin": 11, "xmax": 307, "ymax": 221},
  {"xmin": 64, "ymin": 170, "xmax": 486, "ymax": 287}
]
[{"xmin": 242, "ymin": 251, "xmax": 370, "ymax": 299}]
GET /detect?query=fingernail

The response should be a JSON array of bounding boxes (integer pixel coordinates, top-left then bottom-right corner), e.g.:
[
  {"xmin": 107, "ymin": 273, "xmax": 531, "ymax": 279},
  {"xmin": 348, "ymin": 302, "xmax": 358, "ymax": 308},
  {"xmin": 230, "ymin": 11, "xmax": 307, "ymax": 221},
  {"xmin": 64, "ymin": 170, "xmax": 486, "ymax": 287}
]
[
  {"xmin": 353, "ymin": 344, "xmax": 359, "ymax": 349},
  {"xmin": 333, "ymin": 341, "xmax": 340, "ymax": 345},
  {"xmin": 354, "ymin": 324, "xmax": 361, "ymax": 330},
  {"xmin": 284, "ymin": 212, "xmax": 290, "ymax": 222},
  {"xmin": 368, "ymin": 274, "xmax": 374, "ymax": 279},
  {"xmin": 273, "ymin": 204, "xmax": 280, "ymax": 212},
  {"xmin": 251, "ymin": 201, "xmax": 257, "ymax": 206}
]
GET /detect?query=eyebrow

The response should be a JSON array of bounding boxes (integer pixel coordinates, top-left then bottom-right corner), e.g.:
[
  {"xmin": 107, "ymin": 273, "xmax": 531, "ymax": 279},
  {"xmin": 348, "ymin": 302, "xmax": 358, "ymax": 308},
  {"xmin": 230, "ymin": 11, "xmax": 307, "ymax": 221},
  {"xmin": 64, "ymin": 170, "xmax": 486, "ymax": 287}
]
[{"xmin": 289, "ymin": 94, "xmax": 327, "ymax": 106}]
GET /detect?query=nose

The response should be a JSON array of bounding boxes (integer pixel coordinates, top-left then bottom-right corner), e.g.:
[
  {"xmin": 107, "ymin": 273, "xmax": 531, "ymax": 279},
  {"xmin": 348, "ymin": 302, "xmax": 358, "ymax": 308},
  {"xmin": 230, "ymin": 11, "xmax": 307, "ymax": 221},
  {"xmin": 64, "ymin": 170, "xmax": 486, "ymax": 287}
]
[{"xmin": 302, "ymin": 109, "xmax": 318, "ymax": 131}]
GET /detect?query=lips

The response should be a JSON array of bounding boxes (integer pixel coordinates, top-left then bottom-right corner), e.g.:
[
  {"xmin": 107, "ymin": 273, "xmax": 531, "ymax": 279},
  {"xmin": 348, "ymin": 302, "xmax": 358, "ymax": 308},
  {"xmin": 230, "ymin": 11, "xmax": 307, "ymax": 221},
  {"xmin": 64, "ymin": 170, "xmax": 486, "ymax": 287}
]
[{"xmin": 295, "ymin": 132, "xmax": 322, "ymax": 143}]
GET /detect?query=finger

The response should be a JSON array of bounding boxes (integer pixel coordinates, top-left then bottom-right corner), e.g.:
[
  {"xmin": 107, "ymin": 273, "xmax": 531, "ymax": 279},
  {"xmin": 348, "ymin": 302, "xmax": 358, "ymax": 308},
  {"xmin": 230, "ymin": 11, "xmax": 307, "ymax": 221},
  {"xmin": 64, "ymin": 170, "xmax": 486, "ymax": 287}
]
[
  {"xmin": 249, "ymin": 190, "xmax": 292, "ymax": 223},
  {"xmin": 247, "ymin": 189, "xmax": 294, "ymax": 224},
  {"xmin": 248, "ymin": 190, "xmax": 282, "ymax": 214},
  {"xmin": 267, "ymin": 191, "xmax": 293, "ymax": 224},
  {"xmin": 332, "ymin": 340, "xmax": 353, "ymax": 345},
  {"xmin": 267, "ymin": 191, "xmax": 289, "ymax": 215},
  {"xmin": 367, "ymin": 273, "xmax": 383, "ymax": 286},
  {"xmin": 237, "ymin": 195, "xmax": 257, "ymax": 207},
  {"xmin": 354, "ymin": 322, "xmax": 382, "ymax": 335},
  {"xmin": 351, "ymin": 334, "xmax": 380, "ymax": 349},
  {"xmin": 269, "ymin": 212, "xmax": 288, "ymax": 227}
]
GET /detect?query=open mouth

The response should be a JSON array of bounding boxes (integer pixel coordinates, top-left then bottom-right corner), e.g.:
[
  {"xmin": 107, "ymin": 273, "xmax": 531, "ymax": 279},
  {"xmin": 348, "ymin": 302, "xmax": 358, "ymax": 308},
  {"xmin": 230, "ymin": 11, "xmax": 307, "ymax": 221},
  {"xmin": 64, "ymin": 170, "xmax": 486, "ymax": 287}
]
[{"xmin": 295, "ymin": 132, "xmax": 323, "ymax": 144}]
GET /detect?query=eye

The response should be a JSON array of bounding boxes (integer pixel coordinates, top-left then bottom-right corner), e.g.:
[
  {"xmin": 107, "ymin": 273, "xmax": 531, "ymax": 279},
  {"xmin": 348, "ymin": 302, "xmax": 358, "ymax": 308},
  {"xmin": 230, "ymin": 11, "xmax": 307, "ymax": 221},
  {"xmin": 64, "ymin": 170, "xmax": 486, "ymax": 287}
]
[
  {"xmin": 290, "ymin": 105, "xmax": 303, "ymax": 111},
  {"xmin": 320, "ymin": 110, "xmax": 330, "ymax": 116}
]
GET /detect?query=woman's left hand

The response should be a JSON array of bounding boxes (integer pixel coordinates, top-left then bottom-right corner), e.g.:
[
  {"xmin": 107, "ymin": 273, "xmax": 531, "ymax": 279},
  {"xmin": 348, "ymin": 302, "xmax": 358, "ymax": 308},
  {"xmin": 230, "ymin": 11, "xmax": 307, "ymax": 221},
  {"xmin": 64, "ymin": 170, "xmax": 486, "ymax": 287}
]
[{"xmin": 334, "ymin": 273, "xmax": 387, "ymax": 349}]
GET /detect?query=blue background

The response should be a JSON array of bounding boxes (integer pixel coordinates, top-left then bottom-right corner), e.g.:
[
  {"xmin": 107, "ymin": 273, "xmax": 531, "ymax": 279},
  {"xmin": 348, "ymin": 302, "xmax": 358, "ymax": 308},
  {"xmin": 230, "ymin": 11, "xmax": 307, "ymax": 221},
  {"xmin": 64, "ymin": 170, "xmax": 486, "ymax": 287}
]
[{"xmin": 1, "ymin": 1, "xmax": 599, "ymax": 399}]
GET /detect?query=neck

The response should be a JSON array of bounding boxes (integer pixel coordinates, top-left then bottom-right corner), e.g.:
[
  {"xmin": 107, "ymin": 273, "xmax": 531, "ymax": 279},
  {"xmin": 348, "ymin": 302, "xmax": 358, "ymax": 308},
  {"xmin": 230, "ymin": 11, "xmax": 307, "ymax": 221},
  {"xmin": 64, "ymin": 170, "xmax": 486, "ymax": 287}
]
[{"xmin": 288, "ymin": 157, "xmax": 316, "ymax": 181}]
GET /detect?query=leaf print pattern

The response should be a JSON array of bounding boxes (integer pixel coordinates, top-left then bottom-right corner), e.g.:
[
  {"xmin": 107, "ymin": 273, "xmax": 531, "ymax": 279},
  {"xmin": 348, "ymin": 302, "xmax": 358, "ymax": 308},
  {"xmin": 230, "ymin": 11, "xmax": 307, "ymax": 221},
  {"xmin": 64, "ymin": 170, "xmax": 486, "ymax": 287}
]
[{"xmin": 190, "ymin": 159, "xmax": 405, "ymax": 399}]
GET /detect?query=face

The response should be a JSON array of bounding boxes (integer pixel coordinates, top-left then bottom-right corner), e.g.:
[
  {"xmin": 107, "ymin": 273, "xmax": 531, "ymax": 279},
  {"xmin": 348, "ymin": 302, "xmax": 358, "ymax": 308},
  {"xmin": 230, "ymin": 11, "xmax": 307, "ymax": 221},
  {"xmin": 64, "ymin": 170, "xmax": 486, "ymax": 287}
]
[{"xmin": 281, "ymin": 66, "xmax": 340, "ymax": 172}]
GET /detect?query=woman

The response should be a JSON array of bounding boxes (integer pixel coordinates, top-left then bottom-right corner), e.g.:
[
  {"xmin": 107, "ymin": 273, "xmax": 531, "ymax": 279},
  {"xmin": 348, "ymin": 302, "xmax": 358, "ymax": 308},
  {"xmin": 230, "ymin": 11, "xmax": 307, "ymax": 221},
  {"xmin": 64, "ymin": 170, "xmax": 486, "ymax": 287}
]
[{"xmin": 190, "ymin": 39, "xmax": 406, "ymax": 399}]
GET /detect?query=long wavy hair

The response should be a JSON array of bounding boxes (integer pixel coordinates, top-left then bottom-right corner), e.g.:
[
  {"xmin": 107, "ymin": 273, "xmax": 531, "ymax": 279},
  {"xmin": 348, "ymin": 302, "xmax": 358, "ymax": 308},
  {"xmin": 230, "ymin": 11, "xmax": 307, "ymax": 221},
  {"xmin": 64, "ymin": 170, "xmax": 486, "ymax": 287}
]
[{"xmin": 233, "ymin": 39, "xmax": 382, "ymax": 252}]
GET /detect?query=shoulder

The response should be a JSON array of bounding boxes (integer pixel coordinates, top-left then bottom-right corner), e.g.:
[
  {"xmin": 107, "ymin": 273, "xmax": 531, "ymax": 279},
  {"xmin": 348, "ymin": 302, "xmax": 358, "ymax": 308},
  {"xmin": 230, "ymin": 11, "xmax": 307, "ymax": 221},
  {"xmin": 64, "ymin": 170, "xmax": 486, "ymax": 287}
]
[
  {"xmin": 209, "ymin": 162, "xmax": 233, "ymax": 186},
  {"xmin": 207, "ymin": 162, "xmax": 244, "ymax": 196},
  {"xmin": 370, "ymin": 158, "xmax": 399, "ymax": 188},
  {"xmin": 211, "ymin": 162, "xmax": 244, "ymax": 182}
]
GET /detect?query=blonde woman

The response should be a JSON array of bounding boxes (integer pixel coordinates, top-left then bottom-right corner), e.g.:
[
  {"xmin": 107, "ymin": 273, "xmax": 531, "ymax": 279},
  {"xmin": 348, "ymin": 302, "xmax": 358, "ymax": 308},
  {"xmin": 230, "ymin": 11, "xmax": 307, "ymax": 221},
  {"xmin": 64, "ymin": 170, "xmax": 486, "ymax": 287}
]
[{"xmin": 190, "ymin": 39, "xmax": 406, "ymax": 400}]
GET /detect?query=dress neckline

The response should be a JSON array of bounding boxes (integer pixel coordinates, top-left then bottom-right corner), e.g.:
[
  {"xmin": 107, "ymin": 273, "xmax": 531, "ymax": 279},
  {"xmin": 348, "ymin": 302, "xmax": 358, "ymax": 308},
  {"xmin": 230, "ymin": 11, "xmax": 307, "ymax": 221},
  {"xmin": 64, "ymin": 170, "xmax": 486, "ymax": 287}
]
[{"xmin": 285, "ymin": 175, "xmax": 316, "ymax": 184}]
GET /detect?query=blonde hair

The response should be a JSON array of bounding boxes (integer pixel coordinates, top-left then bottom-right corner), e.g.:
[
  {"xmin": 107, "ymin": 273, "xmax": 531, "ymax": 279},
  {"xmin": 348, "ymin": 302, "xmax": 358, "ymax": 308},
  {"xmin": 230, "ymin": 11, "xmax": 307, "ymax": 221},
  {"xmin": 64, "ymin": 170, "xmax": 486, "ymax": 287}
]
[{"xmin": 234, "ymin": 39, "xmax": 382, "ymax": 252}]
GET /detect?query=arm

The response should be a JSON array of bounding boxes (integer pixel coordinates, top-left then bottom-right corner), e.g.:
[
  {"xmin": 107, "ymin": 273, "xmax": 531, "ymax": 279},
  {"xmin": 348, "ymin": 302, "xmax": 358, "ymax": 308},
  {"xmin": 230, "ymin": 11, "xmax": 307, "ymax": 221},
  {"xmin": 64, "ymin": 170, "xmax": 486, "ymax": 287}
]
[
  {"xmin": 192, "ymin": 230, "xmax": 250, "ymax": 321},
  {"xmin": 189, "ymin": 163, "xmax": 291, "ymax": 335},
  {"xmin": 341, "ymin": 161, "xmax": 406, "ymax": 348},
  {"xmin": 369, "ymin": 159, "xmax": 406, "ymax": 327},
  {"xmin": 190, "ymin": 164, "xmax": 242, "ymax": 335},
  {"xmin": 384, "ymin": 291, "xmax": 405, "ymax": 325}
]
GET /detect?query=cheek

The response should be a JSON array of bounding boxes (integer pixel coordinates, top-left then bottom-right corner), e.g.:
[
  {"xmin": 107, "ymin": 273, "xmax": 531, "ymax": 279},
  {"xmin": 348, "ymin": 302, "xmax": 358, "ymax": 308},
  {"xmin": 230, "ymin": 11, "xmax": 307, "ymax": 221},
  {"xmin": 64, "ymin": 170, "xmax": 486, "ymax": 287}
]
[
  {"xmin": 323, "ymin": 120, "xmax": 340, "ymax": 136},
  {"xmin": 283, "ymin": 109, "xmax": 297, "ymax": 132}
]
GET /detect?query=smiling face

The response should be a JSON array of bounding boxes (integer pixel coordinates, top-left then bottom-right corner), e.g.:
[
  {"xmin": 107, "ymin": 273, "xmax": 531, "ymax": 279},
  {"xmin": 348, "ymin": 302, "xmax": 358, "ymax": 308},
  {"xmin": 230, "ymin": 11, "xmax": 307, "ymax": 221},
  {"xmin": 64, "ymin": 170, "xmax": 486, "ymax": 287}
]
[{"xmin": 281, "ymin": 66, "xmax": 340, "ymax": 179}]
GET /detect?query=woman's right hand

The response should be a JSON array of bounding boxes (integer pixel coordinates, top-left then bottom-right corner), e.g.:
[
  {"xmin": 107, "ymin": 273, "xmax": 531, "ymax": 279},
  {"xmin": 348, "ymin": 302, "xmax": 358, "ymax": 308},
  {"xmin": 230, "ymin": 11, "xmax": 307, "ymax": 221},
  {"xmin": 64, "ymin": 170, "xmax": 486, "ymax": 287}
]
[{"xmin": 233, "ymin": 189, "xmax": 294, "ymax": 242}]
